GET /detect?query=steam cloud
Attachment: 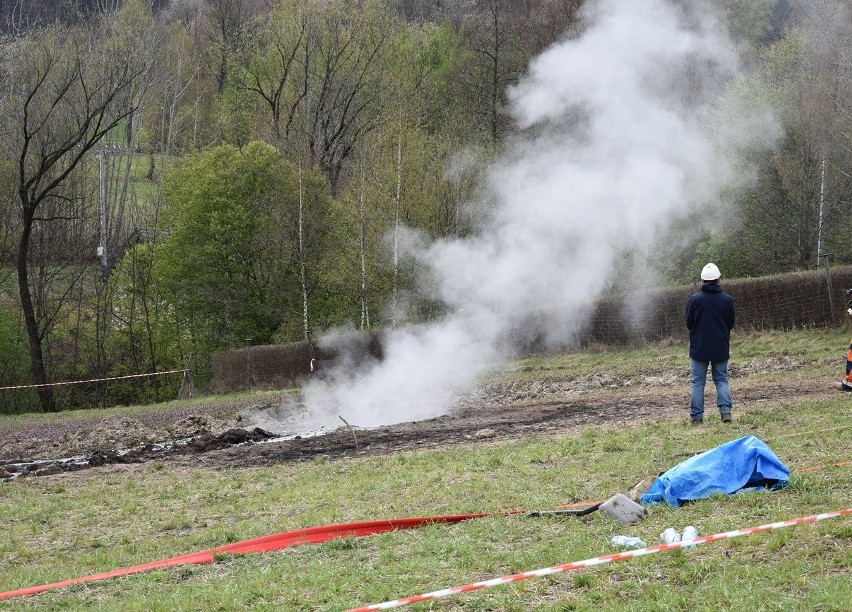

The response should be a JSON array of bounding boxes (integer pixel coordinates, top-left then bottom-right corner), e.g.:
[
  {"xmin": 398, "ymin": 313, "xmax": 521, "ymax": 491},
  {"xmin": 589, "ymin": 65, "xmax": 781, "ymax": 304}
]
[{"xmin": 275, "ymin": 0, "xmax": 779, "ymax": 433}]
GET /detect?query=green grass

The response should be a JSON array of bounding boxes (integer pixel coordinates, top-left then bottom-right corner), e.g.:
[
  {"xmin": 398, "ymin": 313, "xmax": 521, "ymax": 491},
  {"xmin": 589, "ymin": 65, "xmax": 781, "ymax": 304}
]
[
  {"xmin": 508, "ymin": 327, "xmax": 849, "ymax": 381},
  {"xmin": 0, "ymin": 330, "xmax": 850, "ymax": 610}
]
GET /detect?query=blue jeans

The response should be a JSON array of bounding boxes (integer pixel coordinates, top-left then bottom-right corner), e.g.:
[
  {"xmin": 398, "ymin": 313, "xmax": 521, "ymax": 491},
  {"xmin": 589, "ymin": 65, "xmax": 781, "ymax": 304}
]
[{"xmin": 690, "ymin": 359, "xmax": 732, "ymax": 421}]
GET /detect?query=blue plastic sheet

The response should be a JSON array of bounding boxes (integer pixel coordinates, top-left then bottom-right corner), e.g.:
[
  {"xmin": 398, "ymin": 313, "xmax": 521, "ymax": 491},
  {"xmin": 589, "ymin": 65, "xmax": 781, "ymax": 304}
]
[{"xmin": 640, "ymin": 435, "xmax": 790, "ymax": 507}]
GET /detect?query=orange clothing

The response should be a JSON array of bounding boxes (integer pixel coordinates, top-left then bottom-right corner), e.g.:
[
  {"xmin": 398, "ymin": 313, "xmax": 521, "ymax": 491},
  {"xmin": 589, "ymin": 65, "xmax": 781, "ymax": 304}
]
[{"xmin": 842, "ymin": 340, "xmax": 852, "ymax": 390}]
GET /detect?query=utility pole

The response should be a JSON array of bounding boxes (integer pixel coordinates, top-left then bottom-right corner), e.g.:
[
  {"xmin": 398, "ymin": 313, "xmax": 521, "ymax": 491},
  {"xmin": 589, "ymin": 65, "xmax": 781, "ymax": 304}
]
[
  {"xmin": 819, "ymin": 252, "xmax": 836, "ymax": 326},
  {"xmin": 179, "ymin": 353, "xmax": 195, "ymax": 399}
]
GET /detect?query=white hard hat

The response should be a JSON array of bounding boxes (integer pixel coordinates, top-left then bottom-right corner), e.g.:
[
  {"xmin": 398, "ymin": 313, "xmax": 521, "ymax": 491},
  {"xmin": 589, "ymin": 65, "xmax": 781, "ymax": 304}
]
[{"xmin": 701, "ymin": 263, "xmax": 721, "ymax": 281}]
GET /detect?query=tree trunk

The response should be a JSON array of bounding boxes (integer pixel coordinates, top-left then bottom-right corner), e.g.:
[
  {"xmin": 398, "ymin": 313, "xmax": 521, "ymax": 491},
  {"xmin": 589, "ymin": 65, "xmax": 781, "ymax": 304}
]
[
  {"xmin": 16, "ymin": 211, "xmax": 55, "ymax": 412},
  {"xmin": 391, "ymin": 126, "xmax": 402, "ymax": 328},
  {"xmin": 298, "ymin": 163, "xmax": 311, "ymax": 343},
  {"xmin": 359, "ymin": 162, "xmax": 370, "ymax": 329}
]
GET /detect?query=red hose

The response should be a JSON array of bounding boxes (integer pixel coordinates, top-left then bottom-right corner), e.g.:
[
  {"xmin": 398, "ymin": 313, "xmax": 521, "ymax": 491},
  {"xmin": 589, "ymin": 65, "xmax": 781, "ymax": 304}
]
[{"xmin": 0, "ymin": 511, "xmax": 521, "ymax": 600}]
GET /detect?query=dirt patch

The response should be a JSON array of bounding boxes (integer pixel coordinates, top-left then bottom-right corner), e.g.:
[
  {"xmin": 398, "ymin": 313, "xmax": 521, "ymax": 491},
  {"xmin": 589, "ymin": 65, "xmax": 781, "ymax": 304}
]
[{"xmin": 0, "ymin": 356, "xmax": 838, "ymax": 480}]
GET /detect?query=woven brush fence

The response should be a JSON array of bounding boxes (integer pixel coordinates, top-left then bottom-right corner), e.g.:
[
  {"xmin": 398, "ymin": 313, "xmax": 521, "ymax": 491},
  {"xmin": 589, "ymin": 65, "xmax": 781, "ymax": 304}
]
[
  {"xmin": 210, "ymin": 329, "xmax": 384, "ymax": 393},
  {"xmin": 211, "ymin": 267, "xmax": 852, "ymax": 393},
  {"xmin": 583, "ymin": 266, "xmax": 852, "ymax": 345}
]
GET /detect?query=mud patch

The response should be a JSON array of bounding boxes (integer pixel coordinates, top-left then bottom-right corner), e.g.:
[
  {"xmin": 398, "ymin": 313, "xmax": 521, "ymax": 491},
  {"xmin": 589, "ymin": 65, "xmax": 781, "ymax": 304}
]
[
  {"xmin": 731, "ymin": 356, "xmax": 805, "ymax": 375},
  {"xmin": 1, "ymin": 427, "xmax": 277, "ymax": 480},
  {"xmin": 0, "ymin": 356, "xmax": 838, "ymax": 481}
]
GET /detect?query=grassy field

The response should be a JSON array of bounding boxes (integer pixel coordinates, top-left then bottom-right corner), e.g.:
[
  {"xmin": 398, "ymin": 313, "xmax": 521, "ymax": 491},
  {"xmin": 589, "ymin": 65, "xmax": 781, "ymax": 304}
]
[{"xmin": 1, "ymin": 329, "xmax": 850, "ymax": 610}]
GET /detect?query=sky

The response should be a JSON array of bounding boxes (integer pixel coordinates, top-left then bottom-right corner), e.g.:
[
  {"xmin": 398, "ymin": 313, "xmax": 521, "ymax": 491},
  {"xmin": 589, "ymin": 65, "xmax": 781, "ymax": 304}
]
[{"xmin": 264, "ymin": 0, "xmax": 780, "ymax": 434}]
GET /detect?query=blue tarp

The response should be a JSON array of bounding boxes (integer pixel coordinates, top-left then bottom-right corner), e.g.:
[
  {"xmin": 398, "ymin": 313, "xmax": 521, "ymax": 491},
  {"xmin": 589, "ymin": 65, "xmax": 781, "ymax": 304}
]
[{"xmin": 640, "ymin": 435, "xmax": 790, "ymax": 507}]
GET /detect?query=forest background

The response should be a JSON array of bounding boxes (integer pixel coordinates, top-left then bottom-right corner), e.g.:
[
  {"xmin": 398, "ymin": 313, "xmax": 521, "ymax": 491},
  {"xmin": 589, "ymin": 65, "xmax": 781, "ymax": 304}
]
[{"xmin": 0, "ymin": 0, "xmax": 850, "ymax": 414}]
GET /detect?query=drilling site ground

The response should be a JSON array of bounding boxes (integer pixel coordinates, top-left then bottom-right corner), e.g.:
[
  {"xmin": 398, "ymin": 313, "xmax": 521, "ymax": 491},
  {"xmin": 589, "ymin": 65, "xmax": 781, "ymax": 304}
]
[{"xmin": 0, "ymin": 353, "xmax": 835, "ymax": 482}]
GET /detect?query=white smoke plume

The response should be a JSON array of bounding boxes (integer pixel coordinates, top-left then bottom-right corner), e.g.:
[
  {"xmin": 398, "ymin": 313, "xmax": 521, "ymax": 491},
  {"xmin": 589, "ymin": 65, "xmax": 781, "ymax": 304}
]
[{"xmin": 279, "ymin": 0, "xmax": 779, "ymax": 432}]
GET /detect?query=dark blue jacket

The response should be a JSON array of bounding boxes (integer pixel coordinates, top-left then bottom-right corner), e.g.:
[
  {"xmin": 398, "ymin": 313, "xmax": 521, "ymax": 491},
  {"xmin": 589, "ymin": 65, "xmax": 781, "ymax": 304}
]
[{"xmin": 685, "ymin": 282, "xmax": 735, "ymax": 362}]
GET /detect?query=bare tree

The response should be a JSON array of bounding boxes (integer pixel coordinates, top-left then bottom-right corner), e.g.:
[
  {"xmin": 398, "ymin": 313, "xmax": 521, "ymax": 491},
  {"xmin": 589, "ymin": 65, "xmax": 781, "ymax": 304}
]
[
  {"xmin": 1, "ymin": 17, "xmax": 153, "ymax": 411},
  {"xmin": 522, "ymin": 0, "xmax": 584, "ymax": 56},
  {"xmin": 452, "ymin": 0, "xmax": 527, "ymax": 144},
  {"xmin": 296, "ymin": 0, "xmax": 393, "ymax": 194},
  {"xmin": 201, "ymin": 0, "xmax": 257, "ymax": 93},
  {"xmin": 235, "ymin": 0, "xmax": 311, "ymax": 142}
]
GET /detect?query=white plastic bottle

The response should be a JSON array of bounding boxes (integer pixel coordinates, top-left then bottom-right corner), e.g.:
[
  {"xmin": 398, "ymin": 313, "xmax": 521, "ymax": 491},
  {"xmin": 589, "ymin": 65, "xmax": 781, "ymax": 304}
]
[
  {"xmin": 661, "ymin": 528, "xmax": 681, "ymax": 544},
  {"xmin": 681, "ymin": 526, "xmax": 698, "ymax": 548},
  {"xmin": 611, "ymin": 535, "xmax": 647, "ymax": 549}
]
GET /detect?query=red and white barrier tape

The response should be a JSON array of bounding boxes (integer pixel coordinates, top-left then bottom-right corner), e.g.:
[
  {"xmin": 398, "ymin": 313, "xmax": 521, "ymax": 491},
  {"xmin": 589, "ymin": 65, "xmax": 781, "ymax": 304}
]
[
  {"xmin": 347, "ymin": 507, "xmax": 852, "ymax": 612},
  {"xmin": 0, "ymin": 369, "xmax": 187, "ymax": 391}
]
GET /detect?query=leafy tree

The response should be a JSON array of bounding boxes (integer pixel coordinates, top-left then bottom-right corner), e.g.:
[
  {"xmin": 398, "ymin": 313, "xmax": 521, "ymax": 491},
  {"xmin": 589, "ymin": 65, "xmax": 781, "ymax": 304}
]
[
  {"xmin": 156, "ymin": 141, "xmax": 332, "ymax": 376},
  {"xmin": 158, "ymin": 142, "xmax": 284, "ymax": 344},
  {"xmin": 799, "ymin": 0, "xmax": 852, "ymax": 266},
  {"xmin": 320, "ymin": 18, "xmax": 458, "ymax": 329},
  {"xmin": 724, "ymin": 14, "xmax": 850, "ymax": 274},
  {"xmin": 0, "ymin": 304, "xmax": 34, "ymax": 414},
  {"xmin": 140, "ymin": 19, "xmax": 204, "ymax": 158},
  {"xmin": 106, "ymin": 241, "xmax": 187, "ymax": 404},
  {"xmin": 330, "ymin": 119, "xmax": 462, "ymax": 328},
  {"xmin": 413, "ymin": 21, "xmax": 465, "ymax": 135},
  {"xmin": 721, "ymin": 0, "xmax": 796, "ymax": 50}
]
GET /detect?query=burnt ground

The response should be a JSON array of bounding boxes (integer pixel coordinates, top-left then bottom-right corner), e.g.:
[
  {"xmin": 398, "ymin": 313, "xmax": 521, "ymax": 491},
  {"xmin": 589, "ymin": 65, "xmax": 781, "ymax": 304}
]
[{"xmin": 0, "ymin": 355, "xmax": 839, "ymax": 480}]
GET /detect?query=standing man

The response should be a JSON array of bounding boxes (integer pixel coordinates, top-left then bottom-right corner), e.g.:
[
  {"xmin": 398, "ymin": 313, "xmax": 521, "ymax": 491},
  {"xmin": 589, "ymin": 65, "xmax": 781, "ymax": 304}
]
[{"xmin": 685, "ymin": 263, "xmax": 736, "ymax": 424}]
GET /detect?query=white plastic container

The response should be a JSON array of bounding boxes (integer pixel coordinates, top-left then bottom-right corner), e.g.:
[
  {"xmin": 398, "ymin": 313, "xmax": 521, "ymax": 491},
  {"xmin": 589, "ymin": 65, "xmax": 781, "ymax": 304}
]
[
  {"xmin": 661, "ymin": 528, "xmax": 681, "ymax": 544},
  {"xmin": 681, "ymin": 526, "xmax": 698, "ymax": 548},
  {"xmin": 611, "ymin": 535, "xmax": 647, "ymax": 549}
]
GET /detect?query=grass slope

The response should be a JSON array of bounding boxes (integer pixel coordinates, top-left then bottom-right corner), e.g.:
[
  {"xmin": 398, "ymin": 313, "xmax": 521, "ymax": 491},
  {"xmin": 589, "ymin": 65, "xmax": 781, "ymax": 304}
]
[{"xmin": 1, "ymin": 329, "xmax": 850, "ymax": 610}]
